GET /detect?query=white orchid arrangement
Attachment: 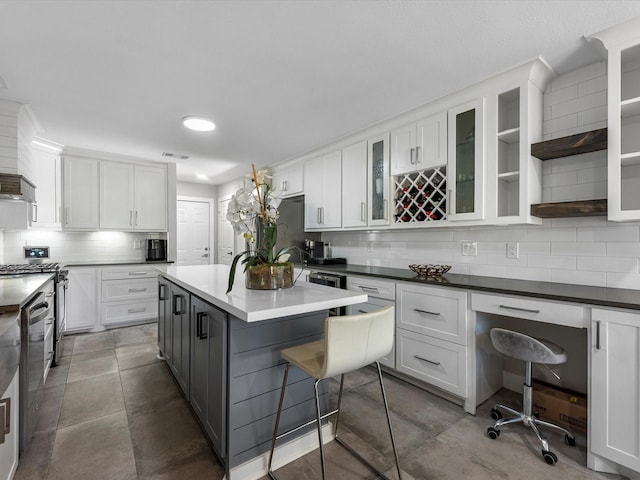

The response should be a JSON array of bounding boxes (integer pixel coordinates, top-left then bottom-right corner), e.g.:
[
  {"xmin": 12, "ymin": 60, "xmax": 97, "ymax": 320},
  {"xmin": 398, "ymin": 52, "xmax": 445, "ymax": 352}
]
[{"xmin": 225, "ymin": 164, "xmax": 295, "ymax": 293}]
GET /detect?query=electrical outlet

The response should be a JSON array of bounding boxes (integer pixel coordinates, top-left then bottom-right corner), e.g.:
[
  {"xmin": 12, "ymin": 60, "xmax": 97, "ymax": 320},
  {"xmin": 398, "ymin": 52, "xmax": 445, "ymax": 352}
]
[
  {"xmin": 133, "ymin": 240, "xmax": 142, "ymax": 249},
  {"xmin": 461, "ymin": 241, "xmax": 477, "ymax": 257},
  {"xmin": 506, "ymin": 242, "xmax": 519, "ymax": 259}
]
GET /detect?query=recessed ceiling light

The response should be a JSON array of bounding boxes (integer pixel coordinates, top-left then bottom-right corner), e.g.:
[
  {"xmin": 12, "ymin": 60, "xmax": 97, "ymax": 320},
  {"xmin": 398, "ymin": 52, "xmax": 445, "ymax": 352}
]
[
  {"xmin": 182, "ymin": 116, "xmax": 215, "ymax": 132},
  {"xmin": 196, "ymin": 174, "xmax": 209, "ymax": 181}
]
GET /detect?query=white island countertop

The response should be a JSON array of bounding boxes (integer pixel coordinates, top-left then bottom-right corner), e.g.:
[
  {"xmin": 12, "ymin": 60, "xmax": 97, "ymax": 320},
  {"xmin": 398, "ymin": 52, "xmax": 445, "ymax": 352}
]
[{"xmin": 160, "ymin": 264, "xmax": 367, "ymax": 322}]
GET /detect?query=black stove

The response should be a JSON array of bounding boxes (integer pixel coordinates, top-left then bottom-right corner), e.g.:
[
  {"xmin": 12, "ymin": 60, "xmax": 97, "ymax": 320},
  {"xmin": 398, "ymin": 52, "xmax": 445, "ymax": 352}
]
[{"xmin": 0, "ymin": 263, "xmax": 61, "ymax": 275}]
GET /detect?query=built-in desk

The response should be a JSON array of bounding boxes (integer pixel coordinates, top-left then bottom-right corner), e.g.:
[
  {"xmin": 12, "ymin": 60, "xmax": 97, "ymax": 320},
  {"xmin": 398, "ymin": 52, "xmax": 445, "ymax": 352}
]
[{"xmin": 307, "ymin": 264, "xmax": 640, "ymax": 478}]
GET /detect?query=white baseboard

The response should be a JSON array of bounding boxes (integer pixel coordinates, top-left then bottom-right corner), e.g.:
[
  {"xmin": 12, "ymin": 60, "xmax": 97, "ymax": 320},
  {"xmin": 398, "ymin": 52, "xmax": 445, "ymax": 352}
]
[{"xmin": 226, "ymin": 422, "xmax": 335, "ymax": 480}]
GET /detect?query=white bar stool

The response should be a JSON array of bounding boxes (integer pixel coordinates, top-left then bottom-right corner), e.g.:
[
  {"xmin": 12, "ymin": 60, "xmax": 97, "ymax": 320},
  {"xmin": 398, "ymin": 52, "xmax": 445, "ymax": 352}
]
[
  {"xmin": 267, "ymin": 305, "xmax": 402, "ymax": 480},
  {"xmin": 487, "ymin": 328, "xmax": 576, "ymax": 465}
]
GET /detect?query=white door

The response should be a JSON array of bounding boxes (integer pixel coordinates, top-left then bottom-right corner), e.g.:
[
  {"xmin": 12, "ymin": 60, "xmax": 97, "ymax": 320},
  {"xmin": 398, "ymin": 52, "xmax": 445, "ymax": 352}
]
[
  {"xmin": 217, "ymin": 199, "xmax": 235, "ymax": 265},
  {"xmin": 176, "ymin": 200, "xmax": 211, "ymax": 265}
]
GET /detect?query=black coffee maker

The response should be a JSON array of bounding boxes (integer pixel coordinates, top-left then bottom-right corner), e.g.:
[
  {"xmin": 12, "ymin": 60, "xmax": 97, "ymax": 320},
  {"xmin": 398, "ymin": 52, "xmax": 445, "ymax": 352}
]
[{"xmin": 146, "ymin": 239, "xmax": 167, "ymax": 261}]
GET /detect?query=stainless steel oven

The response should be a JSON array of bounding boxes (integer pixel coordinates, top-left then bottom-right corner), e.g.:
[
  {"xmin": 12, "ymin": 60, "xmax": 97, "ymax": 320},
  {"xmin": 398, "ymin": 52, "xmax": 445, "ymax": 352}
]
[{"xmin": 308, "ymin": 271, "xmax": 347, "ymax": 316}]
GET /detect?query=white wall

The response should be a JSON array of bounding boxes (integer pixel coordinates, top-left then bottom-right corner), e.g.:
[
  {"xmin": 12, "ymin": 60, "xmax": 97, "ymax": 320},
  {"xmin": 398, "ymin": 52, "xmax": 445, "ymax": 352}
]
[
  {"xmin": 176, "ymin": 181, "xmax": 217, "ymax": 198},
  {"xmin": 323, "ymin": 61, "xmax": 640, "ymax": 291}
]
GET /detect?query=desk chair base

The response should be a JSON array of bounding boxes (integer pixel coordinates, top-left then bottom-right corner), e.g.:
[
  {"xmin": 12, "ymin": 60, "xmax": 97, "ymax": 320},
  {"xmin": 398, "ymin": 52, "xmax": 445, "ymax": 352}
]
[
  {"xmin": 486, "ymin": 363, "xmax": 576, "ymax": 466},
  {"xmin": 267, "ymin": 362, "xmax": 402, "ymax": 480}
]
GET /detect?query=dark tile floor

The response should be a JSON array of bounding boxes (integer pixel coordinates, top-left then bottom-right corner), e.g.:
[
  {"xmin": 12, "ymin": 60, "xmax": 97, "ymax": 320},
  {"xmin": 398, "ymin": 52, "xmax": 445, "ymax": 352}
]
[{"xmin": 14, "ymin": 323, "xmax": 627, "ymax": 480}]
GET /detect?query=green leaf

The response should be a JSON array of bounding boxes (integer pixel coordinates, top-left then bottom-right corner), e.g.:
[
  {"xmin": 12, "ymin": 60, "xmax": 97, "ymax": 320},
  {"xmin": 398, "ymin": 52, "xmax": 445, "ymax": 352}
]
[{"xmin": 226, "ymin": 250, "xmax": 250, "ymax": 294}]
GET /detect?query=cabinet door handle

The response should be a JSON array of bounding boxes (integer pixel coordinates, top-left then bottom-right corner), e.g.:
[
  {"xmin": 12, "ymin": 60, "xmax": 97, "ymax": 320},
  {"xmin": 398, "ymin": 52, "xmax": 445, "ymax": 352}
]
[
  {"xmin": 499, "ymin": 305, "xmax": 540, "ymax": 314},
  {"xmin": 196, "ymin": 312, "xmax": 208, "ymax": 340},
  {"xmin": 282, "ymin": 180, "xmax": 288, "ymax": 191},
  {"xmin": 128, "ymin": 272, "xmax": 147, "ymax": 276},
  {"xmin": 173, "ymin": 295, "xmax": 183, "ymax": 315},
  {"xmin": 158, "ymin": 284, "xmax": 167, "ymax": 300},
  {"xmin": 415, "ymin": 146, "xmax": 421, "ymax": 163},
  {"xmin": 360, "ymin": 286, "xmax": 380, "ymax": 293},
  {"xmin": 65, "ymin": 207, "xmax": 69, "ymax": 225},
  {"xmin": 383, "ymin": 199, "xmax": 388, "ymax": 220},
  {"xmin": 127, "ymin": 308, "xmax": 146, "ymax": 314},
  {"xmin": 361, "ymin": 202, "xmax": 366, "ymax": 223},
  {"xmin": 32, "ymin": 203, "xmax": 38, "ymax": 223},
  {"xmin": 358, "ymin": 309, "xmax": 368, "ymax": 314},
  {"xmin": 317, "ymin": 207, "xmax": 321, "ymax": 224},
  {"xmin": 134, "ymin": 210, "xmax": 138, "ymax": 226},
  {"xmin": 128, "ymin": 288, "xmax": 147, "ymax": 293},
  {"xmin": 595, "ymin": 320, "xmax": 601, "ymax": 350},
  {"xmin": 448, "ymin": 189, "xmax": 453, "ymax": 215},
  {"xmin": 414, "ymin": 355, "xmax": 440, "ymax": 366},
  {"xmin": 414, "ymin": 308, "xmax": 440, "ymax": 316},
  {"xmin": 410, "ymin": 148, "xmax": 415, "ymax": 164}
]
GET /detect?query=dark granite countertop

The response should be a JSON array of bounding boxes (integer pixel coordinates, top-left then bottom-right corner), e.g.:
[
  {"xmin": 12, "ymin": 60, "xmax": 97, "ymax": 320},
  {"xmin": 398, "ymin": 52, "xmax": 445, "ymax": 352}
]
[
  {"xmin": 305, "ymin": 264, "xmax": 640, "ymax": 311},
  {"xmin": 64, "ymin": 260, "xmax": 174, "ymax": 268}
]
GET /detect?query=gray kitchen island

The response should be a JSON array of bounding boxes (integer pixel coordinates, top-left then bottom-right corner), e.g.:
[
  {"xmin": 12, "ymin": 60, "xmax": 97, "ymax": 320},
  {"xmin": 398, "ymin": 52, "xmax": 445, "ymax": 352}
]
[{"xmin": 157, "ymin": 265, "xmax": 367, "ymax": 480}]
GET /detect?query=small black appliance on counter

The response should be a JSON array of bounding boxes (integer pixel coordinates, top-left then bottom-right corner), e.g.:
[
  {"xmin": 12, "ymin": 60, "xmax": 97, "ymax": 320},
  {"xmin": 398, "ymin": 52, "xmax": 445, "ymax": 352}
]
[
  {"xmin": 303, "ymin": 239, "xmax": 346, "ymax": 265},
  {"xmin": 146, "ymin": 239, "xmax": 167, "ymax": 261}
]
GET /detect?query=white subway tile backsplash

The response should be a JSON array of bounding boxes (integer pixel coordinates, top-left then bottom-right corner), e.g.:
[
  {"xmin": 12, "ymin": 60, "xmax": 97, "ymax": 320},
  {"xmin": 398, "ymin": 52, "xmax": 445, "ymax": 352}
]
[
  {"xmin": 577, "ymin": 226, "xmax": 639, "ymax": 242},
  {"xmin": 543, "ymin": 170, "xmax": 577, "ymax": 188},
  {"xmin": 518, "ymin": 242, "xmax": 551, "ymax": 255},
  {"xmin": 551, "ymin": 242, "xmax": 606, "ymax": 257},
  {"xmin": 576, "ymin": 166, "xmax": 607, "ymax": 184},
  {"xmin": 578, "ymin": 75, "xmax": 607, "ymax": 97},
  {"xmin": 607, "ymin": 272, "xmax": 640, "ymax": 289},
  {"xmin": 607, "ymin": 242, "xmax": 640, "ymax": 257},
  {"xmin": 545, "ymin": 85, "xmax": 578, "ymax": 107},
  {"xmin": 551, "ymin": 90, "xmax": 606, "ymax": 119},
  {"xmin": 551, "ymin": 269, "xmax": 606, "ymax": 287},
  {"xmin": 485, "ymin": 253, "xmax": 528, "ymax": 267},
  {"xmin": 469, "ymin": 264, "xmax": 506, "ymax": 277},
  {"xmin": 548, "ymin": 62, "xmax": 606, "ymax": 91},
  {"xmin": 550, "ymin": 181, "xmax": 606, "ymax": 202},
  {"xmin": 577, "ymin": 105, "xmax": 607, "ymax": 126},
  {"xmin": 578, "ymin": 256, "xmax": 638, "ymax": 273},
  {"xmin": 544, "ymin": 114, "xmax": 577, "ymax": 135},
  {"xmin": 528, "ymin": 255, "xmax": 576, "ymax": 270},
  {"xmin": 505, "ymin": 267, "xmax": 551, "ymax": 282},
  {"xmin": 526, "ymin": 227, "xmax": 576, "ymax": 242}
]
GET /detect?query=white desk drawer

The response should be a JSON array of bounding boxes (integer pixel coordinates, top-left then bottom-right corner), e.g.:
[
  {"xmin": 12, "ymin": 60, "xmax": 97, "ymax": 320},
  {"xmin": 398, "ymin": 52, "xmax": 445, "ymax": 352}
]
[
  {"xmin": 347, "ymin": 276, "xmax": 395, "ymax": 301},
  {"xmin": 471, "ymin": 293, "xmax": 587, "ymax": 328},
  {"xmin": 397, "ymin": 282, "xmax": 467, "ymax": 345},
  {"xmin": 102, "ymin": 279, "xmax": 157, "ymax": 302},
  {"xmin": 101, "ymin": 267, "xmax": 158, "ymax": 281},
  {"xmin": 101, "ymin": 299, "xmax": 157, "ymax": 326},
  {"xmin": 396, "ymin": 328, "xmax": 467, "ymax": 397}
]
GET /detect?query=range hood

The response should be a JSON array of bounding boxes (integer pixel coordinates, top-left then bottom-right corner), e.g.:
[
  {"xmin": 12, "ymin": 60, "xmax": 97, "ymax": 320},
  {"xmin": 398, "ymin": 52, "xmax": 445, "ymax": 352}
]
[
  {"xmin": 0, "ymin": 173, "xmax": 35, "ymax": 202},
  {"xmin": 0, "ymin": 174, "xmax": 37, "ymax": 230}
]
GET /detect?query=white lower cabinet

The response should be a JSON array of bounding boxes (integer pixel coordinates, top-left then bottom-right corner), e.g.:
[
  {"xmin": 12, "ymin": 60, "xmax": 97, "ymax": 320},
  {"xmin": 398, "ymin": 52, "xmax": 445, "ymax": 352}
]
[
  {"xmin": 66, "ymin": 267, "xmax": 99, "ymax": 332},
  {"xmin": 591, "ymin": 308, "xmax": 640, "ymax": 473},
  {"xmin": 100, "ymin": 266, "xmax": 158, "ymax": 327},
  {"xmin": 395, "ymin": 282, "xmax": 468, "ymax": 397}
]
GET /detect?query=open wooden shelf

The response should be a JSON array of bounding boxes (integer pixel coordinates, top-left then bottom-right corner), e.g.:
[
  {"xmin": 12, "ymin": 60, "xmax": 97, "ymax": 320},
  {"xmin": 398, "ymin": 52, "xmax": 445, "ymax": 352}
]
[
  {"xmin": 531, "ymin": 199, "xmax": 608, "ymax": 218},
  {"xmin": 531, "ymin": 128, "xmax": 607, "ymax": 160}
]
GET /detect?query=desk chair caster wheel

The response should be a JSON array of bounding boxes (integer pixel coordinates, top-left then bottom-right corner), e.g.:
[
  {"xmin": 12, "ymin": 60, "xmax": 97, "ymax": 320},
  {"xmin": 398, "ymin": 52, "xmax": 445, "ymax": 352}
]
[
  {"xmin": 542, "ymin": 450, "xmax": 558, "ymax": 465},
  {"xmin": 490, "ymin": 408, "xmax": 502, "ymax": 421},
  {"xmin": 564, "ymin": 434, "xmax": 576, "ymax": 446},
  {"xmin": 487, "ymin": 427, "xmax": 500, "ymax": 439}
]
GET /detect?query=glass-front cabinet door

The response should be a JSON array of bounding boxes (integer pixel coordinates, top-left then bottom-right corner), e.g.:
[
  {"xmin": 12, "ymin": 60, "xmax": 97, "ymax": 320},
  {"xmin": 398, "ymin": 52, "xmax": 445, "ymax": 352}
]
[
  {"xmin": 447, "ymin": 99, "xmax": 484, "ymax": 221},
  {"xmin": 368, "ymin": 133, "xmax": 390, "ymax": 226}
]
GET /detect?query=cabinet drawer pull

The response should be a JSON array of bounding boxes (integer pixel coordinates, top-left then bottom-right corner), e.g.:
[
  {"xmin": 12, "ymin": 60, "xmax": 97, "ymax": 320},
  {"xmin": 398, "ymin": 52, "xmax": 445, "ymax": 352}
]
[
  {"xmin": 358, "ymin": 309, "xmax": 368, "ymax": 314},
  {"xmin": 158, "ymin": 284, "xmax": 167, "ymax": 300},
  {"xmin": 359, "ymin": 286, "xmax": 380, "ymax": 293},
  {"xmin": 414, "ymin": 355, "xmax": 440, "ymax": 366},
  {"xmin": 128, "ymin": 272, "xmax": 147, "ymax": 276},
  {"xmin": 173, "ymin": 295, "xmax": 184, "ymax": 315},
  {"xmin": 127, "ymin": 308, "xmax": 146, "ymax": 314},
  {"xmin": 128, "ymin": 288, "xmax": 147, "ymax": 293},
  {"xmin": 414, "ymin": 308, "xmax": 440, "ymax": 316},
  {"xmin": 498, "ymin": 304, "xmax": 540, "ymax": 314}
]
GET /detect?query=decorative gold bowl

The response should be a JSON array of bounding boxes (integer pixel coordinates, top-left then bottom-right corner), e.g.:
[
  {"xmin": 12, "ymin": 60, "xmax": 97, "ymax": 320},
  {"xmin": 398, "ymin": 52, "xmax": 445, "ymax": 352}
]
[{"xmin": 409, "ymin": 264, "xmax": 452, "ymax": 277}]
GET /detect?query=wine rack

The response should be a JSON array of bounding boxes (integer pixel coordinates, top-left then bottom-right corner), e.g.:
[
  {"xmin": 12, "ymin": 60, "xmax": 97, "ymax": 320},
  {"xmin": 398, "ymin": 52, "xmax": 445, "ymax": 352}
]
[{"xmin": 393, "ymin": 166, "xmax": 447, "ymax": 223}]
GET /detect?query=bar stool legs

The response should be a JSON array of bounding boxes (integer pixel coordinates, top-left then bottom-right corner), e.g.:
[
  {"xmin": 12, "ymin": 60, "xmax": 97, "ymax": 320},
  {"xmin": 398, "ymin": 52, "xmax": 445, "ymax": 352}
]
[{"xmin": 268, "ymin": 362, "xmax": 402, "ymax": 480}]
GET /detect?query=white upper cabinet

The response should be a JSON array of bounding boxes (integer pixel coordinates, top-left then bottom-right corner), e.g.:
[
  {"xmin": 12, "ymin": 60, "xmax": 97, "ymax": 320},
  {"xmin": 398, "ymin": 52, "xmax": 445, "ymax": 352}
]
[
  {"xmin": 341, "ymin": 141, "xmax": 368, "ymax": 228},
  {"xmin": 447, "ymin": 98, "xmax": 485, "ymax": 221},
  {"xmin": 594, "ymin": 23, "xmax": 640, "ymax": 221},
  {"xmin": 32, "ymin": 146, "xmax": 61, "ymax": 229},
  {"xmin": 391, "ymin": 111, "xmax": 447, "ymax": 176},
  {"xmin": 272, "ymin": 160, "xmax": 303, "ymax": 198},
  {"xmin": 134, "ymin": 165, "xmax": 167, "ymax": 231},
  {"xmin": 304, "ymin": 150, "xmax": 342, "ymax": 230},
  {"xmin": 368, "ymin": 133, "xmax": 391, "ymax": 226},
  {"xmin": 62, "ymin": 156, "xmax": 99, "ymax": 230},
  {"xmin": 100, "ymin": 162, "xmax": 167, "ymax": 231}
]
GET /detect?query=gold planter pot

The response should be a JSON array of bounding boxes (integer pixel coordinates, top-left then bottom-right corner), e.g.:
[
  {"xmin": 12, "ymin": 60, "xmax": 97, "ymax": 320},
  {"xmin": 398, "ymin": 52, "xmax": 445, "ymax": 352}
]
[{"xmin": 245, "ymin": 262, "xmax": 294, "ymax": 290}]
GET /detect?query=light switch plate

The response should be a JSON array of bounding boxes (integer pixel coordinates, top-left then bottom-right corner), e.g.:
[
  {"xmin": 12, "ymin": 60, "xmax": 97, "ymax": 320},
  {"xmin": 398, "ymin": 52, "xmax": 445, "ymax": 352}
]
[
  {"xmin": 506, "ymin": 242, "xmax": 519, "ymax": 259},
  {"xmin": 461, "ymin": 241, "xmax": 477, "ymax": 256}
]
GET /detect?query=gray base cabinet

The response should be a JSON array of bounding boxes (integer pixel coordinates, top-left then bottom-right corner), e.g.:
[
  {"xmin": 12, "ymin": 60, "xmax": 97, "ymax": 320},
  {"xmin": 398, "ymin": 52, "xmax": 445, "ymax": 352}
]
[
  {"xmin": 169, "ymin": 283, "xmax": 190, "ymax": 397},
  {"xmin": 190, "ymin": 295, "xmax": 227, "ymax": 460}
]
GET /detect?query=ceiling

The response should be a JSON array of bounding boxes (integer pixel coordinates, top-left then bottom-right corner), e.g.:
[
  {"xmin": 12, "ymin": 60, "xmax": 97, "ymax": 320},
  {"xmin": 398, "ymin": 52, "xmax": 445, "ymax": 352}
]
[{"xmin": 1, "ymin": 1, "xmax": 639, "ymax": 185}]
